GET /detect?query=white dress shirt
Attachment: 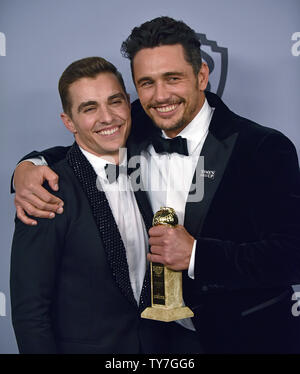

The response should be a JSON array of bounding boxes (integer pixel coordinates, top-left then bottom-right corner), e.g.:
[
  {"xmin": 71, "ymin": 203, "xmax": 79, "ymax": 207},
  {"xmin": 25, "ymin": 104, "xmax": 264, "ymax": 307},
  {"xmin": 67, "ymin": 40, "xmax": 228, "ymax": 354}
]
[
  {"xmin": 140, "ymin": 99, "xmax": 214, "ymax": 330},
  {"xmin": 80, "ymin": 148, "xmax": 148, "ymax": 304}
]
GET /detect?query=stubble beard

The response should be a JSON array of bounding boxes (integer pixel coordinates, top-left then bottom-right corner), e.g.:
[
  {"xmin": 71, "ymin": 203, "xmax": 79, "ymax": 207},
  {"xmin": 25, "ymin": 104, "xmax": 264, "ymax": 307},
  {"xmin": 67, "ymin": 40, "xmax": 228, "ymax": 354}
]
[{"xmin": 151, "ymin": 102, "xmax": 198, "ymax": 136}]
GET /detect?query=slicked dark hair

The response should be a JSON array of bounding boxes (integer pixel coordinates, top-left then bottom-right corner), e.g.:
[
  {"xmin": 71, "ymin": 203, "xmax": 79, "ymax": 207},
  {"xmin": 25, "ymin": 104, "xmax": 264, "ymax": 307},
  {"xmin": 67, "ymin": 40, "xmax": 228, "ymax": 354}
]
[
  {"xmin": 121, "ymin": 16, "xmax": 202, "ymax": 81},
  {"xmin": 58, "ymin": 56, "xmax": 127, "ymax": 117}
]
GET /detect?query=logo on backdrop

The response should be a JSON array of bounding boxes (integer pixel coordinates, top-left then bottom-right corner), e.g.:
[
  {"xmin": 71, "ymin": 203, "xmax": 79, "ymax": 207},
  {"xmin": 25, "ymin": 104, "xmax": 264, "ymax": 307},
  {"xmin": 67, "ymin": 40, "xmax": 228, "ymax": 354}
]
[
  {"xmin": 291, "ymin": 32, "xmax": 300, "ymax": 57},
  {"xmin": 0, "ymin": 292, "xmax": 6, "ymax": 317},
  {"xmin": 0, "ymin": 32, "xmax": 6, "ymax": 56},
  {"xmin": 197, "ymin": 33, "xmax": 228, "ymax": 98}
]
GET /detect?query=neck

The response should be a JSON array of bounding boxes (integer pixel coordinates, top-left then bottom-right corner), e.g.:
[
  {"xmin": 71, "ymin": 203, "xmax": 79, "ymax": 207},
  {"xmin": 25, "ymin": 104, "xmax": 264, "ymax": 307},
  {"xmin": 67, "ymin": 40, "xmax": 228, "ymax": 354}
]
[{"xmin": 77, "ymin": 143, "xmax": 121, "ymax": 165}]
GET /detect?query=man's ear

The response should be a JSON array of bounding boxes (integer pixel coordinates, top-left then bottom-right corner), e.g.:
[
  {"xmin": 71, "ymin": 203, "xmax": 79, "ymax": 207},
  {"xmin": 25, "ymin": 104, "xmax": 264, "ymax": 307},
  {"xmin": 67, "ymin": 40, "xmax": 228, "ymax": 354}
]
[
  {"xmin": 197, "ymin": 62, "xmax": 209, "ymax": 91},
  {"xmin": 61, "ymin": 113, "xmax": 77, "ymax": 134}
]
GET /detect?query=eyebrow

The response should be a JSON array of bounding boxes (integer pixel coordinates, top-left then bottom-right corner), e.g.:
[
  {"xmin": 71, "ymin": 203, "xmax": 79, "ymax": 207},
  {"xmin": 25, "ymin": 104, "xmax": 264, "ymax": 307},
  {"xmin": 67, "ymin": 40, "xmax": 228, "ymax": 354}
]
[
  {"xmin": 136, "ymin": 71, "xmax": 185, "ymax": 85},
  {"xmin": 163, "ymin": 71, "xmax": 185, "ymax": 78},
  {"xmin": 77, "ymin": 100, "xmax": 98, "ymax": 113},
  {"xmin": 77, "ymin": 93, "xmax": 127, "ymax": 113},
  {"xmin": 136, "ymin": 76, "xmax": 153, "ymax": 86},
  {"xmin": 108, "ymin": 92, "xmax": 126, "ymax": 101}
]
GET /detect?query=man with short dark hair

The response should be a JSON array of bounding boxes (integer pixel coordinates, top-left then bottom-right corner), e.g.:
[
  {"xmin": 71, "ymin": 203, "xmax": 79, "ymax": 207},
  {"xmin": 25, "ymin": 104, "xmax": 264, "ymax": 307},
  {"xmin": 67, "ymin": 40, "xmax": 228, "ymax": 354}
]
[
  {"xmin": 12, "ymin": 17, "xmax": 300, "ymax": 353},
  {"xmin": 10, "ymin": 56, "xmax": 202, "ymax": 354}
]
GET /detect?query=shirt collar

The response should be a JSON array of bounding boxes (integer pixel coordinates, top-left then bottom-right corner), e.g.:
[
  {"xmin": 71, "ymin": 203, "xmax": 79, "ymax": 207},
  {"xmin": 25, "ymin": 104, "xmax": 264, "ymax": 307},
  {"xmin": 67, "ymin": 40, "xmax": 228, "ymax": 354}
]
[
  {"xmin": 162, "ymin": 98, "xmax": 213, "ymax": 155},
  {"xmin": 79, "ymin": 147, "xmax": 127, "ymax": 180}
]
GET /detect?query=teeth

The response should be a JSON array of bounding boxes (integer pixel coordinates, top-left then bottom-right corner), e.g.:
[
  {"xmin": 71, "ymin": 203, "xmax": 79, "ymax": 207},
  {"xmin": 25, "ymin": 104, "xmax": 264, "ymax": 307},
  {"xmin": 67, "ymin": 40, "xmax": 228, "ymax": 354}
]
[
  {"xmin": 99, "ymin": 127, "xmax": 119, "ymax": 135},
  {"xmin": 156, "ymin": 104, "xmax": 177, "ymax": 113}
]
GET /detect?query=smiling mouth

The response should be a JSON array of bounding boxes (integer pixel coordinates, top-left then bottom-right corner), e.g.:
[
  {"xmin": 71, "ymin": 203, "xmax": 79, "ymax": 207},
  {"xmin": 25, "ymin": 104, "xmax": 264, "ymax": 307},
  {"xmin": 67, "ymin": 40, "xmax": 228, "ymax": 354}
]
[
  {"xmin": 96, "ymin": 126, "xmax": 120, "ymax": 136},
  {"xmin": 153, "ymin": 103, "xmax": 180, "ymax": 114}
]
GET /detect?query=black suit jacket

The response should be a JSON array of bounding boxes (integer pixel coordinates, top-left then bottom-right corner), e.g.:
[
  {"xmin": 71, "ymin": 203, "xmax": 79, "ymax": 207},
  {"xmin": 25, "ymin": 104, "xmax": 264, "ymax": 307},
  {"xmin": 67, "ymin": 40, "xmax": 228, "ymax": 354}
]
[
  {"xmin": 11, "ymin": 143, "xmax": 202, "ymax": 354},
  {"xmin": 181, "ymin": 92, "xmax": 300, "ymax": 353},
  {"xmin": 12, "ymin": 92, "xmax": 300, "ymax": 353}
]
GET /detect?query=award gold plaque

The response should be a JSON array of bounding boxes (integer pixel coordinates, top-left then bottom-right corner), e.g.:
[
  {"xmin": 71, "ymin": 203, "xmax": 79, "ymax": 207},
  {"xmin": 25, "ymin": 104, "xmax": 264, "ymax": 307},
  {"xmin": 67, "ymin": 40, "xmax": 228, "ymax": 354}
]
[{"xmin": 141, "ymin": 207, "xmax": 194, "ymax": 322}]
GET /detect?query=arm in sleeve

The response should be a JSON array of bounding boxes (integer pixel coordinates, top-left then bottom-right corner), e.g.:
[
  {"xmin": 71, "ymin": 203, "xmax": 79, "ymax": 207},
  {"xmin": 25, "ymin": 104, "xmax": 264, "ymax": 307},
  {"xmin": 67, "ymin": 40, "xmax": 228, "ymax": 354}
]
[
  {"xmin": 10, "ymin": 200, "xmax": 65, "ymax": 353},
  {"xmin": 18, "ymin": 146, "xmax": 71, "ymax": 166},
  {"xmin": 193, "ymin": 133, "xmax": 300, "ymax": 290},
  {"xmin": 10, "ymin": 146, "xmax": 71, "ymax": 193}
]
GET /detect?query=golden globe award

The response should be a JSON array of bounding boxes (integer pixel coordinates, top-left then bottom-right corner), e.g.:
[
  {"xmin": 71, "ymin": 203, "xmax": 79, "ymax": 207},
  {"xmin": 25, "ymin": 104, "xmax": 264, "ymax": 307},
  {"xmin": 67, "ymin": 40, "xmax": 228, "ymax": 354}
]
[{"xmin": 141, "ymin": 207, "xmax": 194, "ymax": 322}]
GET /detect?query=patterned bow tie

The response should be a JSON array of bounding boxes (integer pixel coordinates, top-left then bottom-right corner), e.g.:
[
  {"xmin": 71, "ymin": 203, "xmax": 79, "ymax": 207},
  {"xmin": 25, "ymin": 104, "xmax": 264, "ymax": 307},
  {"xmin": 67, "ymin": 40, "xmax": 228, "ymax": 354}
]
[
  {"xmin": 105, "ymin": 164, "xmax": 127, "ymax": 184},
  {"xmin": 152, "ymin": 135, "xmax": 189, "ymax": 156}
]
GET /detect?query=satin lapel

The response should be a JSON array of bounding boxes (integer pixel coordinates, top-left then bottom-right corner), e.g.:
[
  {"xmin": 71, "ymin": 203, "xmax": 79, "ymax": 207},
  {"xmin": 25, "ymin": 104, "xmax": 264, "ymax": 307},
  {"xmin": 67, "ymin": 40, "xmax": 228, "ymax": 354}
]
[
  {"xmin": 127, "ymin": 139, "xmax": 154, "ymax": 232},
  {"xmin": 139, "ymin": 263, "xmax": 151, "ymax": 312},
  {"xmin": 67, "ymin": 143, "xmax": 137, "ymax": 308},
  {"xmin": 135, "ymin": 188, "xmax": 153, "ymax": 312},
  {"xmin": 127, "ymin": 140, "xmax": 154, "ymax": 311},
  {"xmin": 184, "ymin": 131, "xmax": 238, "ymax": 237},
  {"xmin": 132, "ymin": 190, "xmax": 153, "ymax": 233},
  {"xmin": 130, "ymin": 173, "xmax": 153, "ymax": 311}
]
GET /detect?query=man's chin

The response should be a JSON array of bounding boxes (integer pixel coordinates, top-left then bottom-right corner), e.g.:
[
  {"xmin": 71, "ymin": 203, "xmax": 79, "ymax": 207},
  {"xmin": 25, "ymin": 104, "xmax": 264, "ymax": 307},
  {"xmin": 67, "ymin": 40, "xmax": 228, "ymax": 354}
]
[
  {"xmin": 152, "ymin": 119, "xmax": 186, "ymax": 134},
  {"xmin": 104, "ymin": 145, "xmax": 126, "ymax": 154}
]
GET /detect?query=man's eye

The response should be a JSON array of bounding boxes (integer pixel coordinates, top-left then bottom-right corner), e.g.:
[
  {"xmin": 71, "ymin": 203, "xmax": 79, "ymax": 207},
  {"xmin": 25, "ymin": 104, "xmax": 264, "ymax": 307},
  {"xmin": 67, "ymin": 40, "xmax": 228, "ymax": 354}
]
[
  {"xmin": 141, "ymin": 81, "xmax": 152, "ymax": 87},
  {"xmin": 168, "ymin": 77, "xmax": 179, "ymax": 82},
  {"xmin": 111, "ymin": 100, "xmax": 122, "ymax": 105},
  {"xmin": 84, "ymin": 107, "xmax": 95, "ymax": 113}
]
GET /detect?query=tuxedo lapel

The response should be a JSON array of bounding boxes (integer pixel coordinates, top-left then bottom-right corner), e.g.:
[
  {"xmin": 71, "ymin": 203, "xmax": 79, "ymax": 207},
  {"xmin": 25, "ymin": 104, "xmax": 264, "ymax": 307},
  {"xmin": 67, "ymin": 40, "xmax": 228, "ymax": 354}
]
[
  {"xmin": 184, "ymin": 131, "xmax": 238, "ymax": 237},
  {"xmin": 184, "ymin": 92, "xmax": 239, "ymax": 237},
  {"xmin": 132, "ymin": 178, "xmax": 153, "ymax": 311},
  {"xmin": 127, "ymin": 139, "xmax": 154, "ymax": 311},
  {"xmin": 132, "ymin": 190, "xmax": 153, "ymax": 233},
  {"xmin": 67, "ymin": 143, "xmax": 137, "ymax": 308}
]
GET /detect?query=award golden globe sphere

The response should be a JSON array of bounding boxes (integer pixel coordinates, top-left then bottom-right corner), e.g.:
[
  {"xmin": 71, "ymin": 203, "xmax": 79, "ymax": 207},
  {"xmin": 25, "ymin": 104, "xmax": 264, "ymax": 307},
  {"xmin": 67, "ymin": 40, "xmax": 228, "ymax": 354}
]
[{"xmin": 152, "ymin": 207, "xmax": 179, "ymax": 227}]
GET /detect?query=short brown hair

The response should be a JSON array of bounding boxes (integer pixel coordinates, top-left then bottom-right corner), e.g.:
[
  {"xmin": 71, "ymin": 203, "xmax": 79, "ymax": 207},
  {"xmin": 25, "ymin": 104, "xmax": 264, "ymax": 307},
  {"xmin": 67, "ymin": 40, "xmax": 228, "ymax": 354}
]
[
  {"xmin": 58, "ymin": 56, "xmax": 127, "ymax": 117},
  {"xmin": 121, "ymin": 17, "xmax": 202, "ymax": 80}
]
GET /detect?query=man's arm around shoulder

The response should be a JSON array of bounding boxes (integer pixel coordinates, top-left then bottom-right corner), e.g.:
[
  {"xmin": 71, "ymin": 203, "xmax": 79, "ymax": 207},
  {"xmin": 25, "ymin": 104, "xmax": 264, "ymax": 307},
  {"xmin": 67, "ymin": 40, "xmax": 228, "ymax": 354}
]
[{"xmin": 12, "ymin": 146, "xmax": 70, "ymax": 225}]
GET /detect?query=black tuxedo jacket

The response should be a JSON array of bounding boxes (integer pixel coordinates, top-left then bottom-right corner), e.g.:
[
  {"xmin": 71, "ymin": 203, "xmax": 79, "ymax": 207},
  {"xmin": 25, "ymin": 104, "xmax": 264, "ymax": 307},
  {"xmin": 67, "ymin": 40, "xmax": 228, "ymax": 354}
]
[
  {"xmin": 12, "ymin": 92, "xmax": 300, "ymax": 353},
  {"xmin": 11, "ymin": 143, "xmax": 202, "ymax": 354},
  {"xmin": 180, "ymin": 92, "xmax": 300, "ymax": 353}
]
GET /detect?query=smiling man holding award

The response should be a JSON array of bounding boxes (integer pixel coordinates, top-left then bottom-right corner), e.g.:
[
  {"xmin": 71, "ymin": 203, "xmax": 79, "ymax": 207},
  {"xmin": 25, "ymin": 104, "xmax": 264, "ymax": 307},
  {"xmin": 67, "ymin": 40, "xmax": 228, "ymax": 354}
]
[{"xmin": 12, "ymin": 17, "xmax": 300, "ymax": 353}]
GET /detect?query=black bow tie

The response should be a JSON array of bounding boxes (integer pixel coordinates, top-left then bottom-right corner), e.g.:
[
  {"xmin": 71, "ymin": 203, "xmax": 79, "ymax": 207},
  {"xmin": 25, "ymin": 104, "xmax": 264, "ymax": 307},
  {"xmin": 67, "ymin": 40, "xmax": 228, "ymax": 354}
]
[
  {"xmin": 152, "ymin": 135, "xmax": 189, "ymax": 156},
  {"xmin": 105, "ymin": 164, "xmax": 127, "ymax": 184}
]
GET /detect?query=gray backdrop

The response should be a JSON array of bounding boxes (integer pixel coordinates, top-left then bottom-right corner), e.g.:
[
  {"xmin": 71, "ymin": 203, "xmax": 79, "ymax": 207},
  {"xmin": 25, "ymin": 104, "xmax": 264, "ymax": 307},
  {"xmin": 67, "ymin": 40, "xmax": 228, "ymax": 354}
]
[{"xmin": 0, "ymin": 0, "xmax": 299, "ymax": 353}]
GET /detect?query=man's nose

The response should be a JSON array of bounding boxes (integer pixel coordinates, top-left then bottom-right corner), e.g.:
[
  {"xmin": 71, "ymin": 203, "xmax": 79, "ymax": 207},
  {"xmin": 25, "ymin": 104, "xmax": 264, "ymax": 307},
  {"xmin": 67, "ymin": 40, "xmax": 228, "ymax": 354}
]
[
  {"xmin": 98, "ymin": 105, "xmax": 114, "ymax": 124},
  {"xmin": 153, "ymin": 81, "xmax": 170, "ymax": 103}
]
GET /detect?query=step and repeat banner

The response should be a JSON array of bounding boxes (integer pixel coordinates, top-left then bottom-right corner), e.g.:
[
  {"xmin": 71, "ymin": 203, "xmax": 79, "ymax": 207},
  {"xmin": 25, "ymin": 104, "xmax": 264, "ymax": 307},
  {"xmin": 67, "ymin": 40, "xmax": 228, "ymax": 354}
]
[{"xmin": 0, "ymin": 0, "xmax": 299, "ymax": 353}]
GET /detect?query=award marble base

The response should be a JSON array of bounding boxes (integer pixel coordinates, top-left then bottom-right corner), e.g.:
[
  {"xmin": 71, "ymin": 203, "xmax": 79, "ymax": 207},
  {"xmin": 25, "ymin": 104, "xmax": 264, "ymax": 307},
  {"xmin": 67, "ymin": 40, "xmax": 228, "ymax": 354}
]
[
  {"xmin": 141, "ymin": 262, "xmax": 194, "ymax": 322},
  {"xmin": 141, "ymin": 306, "xmax": 194, "ymax": 322}
]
